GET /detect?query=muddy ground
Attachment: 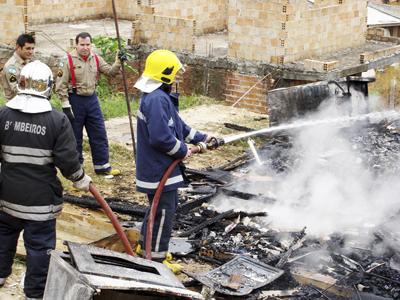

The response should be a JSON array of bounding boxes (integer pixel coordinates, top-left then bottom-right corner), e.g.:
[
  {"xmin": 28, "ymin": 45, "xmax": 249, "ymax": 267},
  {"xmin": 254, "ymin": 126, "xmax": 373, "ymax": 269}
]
[{"xmin": 0, "ymin": 103, "xmax": 268, "ymax": 299}]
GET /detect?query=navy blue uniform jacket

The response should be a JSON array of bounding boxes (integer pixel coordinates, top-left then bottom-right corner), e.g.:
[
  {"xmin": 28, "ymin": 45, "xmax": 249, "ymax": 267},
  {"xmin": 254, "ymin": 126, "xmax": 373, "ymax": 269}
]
[{"xmin": 136, "ymin": 88, "xmax": 206, "ymax": 194}]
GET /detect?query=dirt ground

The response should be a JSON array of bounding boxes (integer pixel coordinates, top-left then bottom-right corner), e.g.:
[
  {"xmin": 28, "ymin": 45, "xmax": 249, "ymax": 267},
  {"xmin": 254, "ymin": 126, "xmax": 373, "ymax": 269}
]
[{"xmin": 0, "ymin": 103, "xmax": 268, "ymax": 299}]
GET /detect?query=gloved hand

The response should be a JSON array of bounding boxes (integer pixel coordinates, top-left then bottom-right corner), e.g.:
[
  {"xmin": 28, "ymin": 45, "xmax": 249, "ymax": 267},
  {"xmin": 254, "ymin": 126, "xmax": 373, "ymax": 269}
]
[
  {"xmin": 117, "ymin": 49, "xmax": 128, "ymax": 63},
  {"xmin": 73, "ymin": 174, "xmax": 92, "ymax": 192},
  {"xmin": 62, "ymin": 107, "xmax": 75, "ymax": 123}
]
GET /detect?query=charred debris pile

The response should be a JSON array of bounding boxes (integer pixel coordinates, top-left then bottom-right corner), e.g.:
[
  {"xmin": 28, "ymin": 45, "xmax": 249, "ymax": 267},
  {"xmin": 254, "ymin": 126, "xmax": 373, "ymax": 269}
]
[{"xmin": 66, "ymin": 118, "xmax": 400, "ymax": 299}]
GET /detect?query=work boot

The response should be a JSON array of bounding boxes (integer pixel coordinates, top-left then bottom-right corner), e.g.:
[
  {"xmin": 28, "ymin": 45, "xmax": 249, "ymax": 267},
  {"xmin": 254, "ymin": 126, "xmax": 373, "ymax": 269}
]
[
  {"xmin": 25, "ymin": 297, "xmax": 43, "ymax": 300},
  {"xmin": 0, "ymin": 277, "xmax": 6, "ymax": 286},
  {"xmin": 96, "ymin": 168, "xmax": 121, "ymax": 176}
]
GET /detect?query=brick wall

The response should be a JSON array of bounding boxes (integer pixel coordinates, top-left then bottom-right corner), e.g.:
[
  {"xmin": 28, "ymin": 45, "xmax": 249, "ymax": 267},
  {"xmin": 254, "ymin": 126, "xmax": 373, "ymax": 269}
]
[
  {"xmin": 133, "ymin": 14, "xmax": 196, "ymax": 53},
  {"xmin": 26, "ymin": 0, "xmax": 108, "ymax": 25},
  {"xmin": 228, "ymin": 0, "xmax": 367, "ymax": 64},
  {"xmin": 0, "ymin": 0, "xmax": 24, "ymax": 45},
  {"xmin": 224, "ymin": 72, "xmax": 269, "ymax": 113},
  {"xmin": 0, "ymin": 44, "xmax": 274, "ymax": 114},
  {"xmin": 151, "ymin": 0, "xmax": 227, "ymax": 35}
]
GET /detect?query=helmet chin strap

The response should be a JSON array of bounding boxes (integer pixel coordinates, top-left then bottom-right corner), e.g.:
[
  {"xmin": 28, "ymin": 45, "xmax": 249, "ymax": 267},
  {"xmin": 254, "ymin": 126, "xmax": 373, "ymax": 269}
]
[{"xmin": 159, "ymin": 83, "xmax": 172, "ymax": 94}]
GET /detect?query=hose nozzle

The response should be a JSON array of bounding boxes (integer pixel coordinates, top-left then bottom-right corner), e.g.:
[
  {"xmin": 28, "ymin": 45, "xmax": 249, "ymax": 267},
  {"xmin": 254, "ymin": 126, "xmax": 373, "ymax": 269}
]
[{"xmin": 208, "ymin": 137, "xmax": 225, "ymax": 150}]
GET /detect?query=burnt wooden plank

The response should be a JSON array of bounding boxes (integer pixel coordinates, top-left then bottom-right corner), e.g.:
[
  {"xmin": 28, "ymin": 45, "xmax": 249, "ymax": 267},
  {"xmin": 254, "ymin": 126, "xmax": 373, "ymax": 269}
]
[
  {"xmin": 291, "ymin": 267, "xmax": 353, "ymax": 298},
  {"xmin": 177, "ymin": 193, "xmax": 214, "ymax": 214},
  {"xmin": 64, "ymin": 194, "xmax": 147, "ymax": 217},
  {"xmin": 177, "ymin": 209, "xmax": 235, "ymax": 237},
  {"xmin": 224, "ymin": 123, "xmax": 255, "ymax": 132},
  {"xmin": 221, "ymin": 187, "xmax": 276, "ymax": 204},
  {"xmin": 185, "ymin": 168, "xmax": 232, "ymax": 184}
]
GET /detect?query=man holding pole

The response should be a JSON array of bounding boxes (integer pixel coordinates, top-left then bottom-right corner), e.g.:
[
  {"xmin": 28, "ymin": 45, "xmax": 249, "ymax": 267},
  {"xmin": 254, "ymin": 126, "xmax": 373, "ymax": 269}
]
[{"xmin": 56, "ymin": 32, "xmax": 124, "ymax": 176}]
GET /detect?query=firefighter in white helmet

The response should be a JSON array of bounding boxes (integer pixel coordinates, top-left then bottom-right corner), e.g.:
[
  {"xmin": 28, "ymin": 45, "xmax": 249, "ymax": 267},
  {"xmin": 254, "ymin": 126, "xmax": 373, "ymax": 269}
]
[
  {"xmin": 0, "ymin": 60, "xmax": 92, "ymax": 299},
  {"xmin": 134, "ymin": 50, "xmax": 211, "ymax": 272}
]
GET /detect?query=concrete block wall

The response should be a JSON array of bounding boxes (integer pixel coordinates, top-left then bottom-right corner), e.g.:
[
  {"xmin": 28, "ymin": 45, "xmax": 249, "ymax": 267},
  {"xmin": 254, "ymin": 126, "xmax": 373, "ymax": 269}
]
[
  {"xmin": 107, "ymin": 0, "xmax": 154, "ymax": 20},
  {"xmin": 0, "ymin": 0, "xmax": 24, "ymax": 45},
  {"xmin": 228, "ymin": 0, "xmax": 367, "ymax": 64},
  {"xmin": 151, "ymin": 0, "xmax": 227, "ymax": 35},
  {"xmin": 133, "ymin": 14, "xmax": 196, "ymax": 53},
  {"xmin": 26, "ymin": 0, "xmax": 108, "ymax": 25},
  {"xmin": 304, "ymin": 59, "xmax": 338, "ymax": 72},
  {"xmin": 360, "ymin": 44, "xmax": 400, "ymax": 64}
]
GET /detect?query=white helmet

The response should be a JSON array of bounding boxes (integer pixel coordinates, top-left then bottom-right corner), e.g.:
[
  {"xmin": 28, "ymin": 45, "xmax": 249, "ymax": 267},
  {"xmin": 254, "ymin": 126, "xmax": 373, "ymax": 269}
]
[{"xmin": 17, "ymin": 60, "xmax": 53, "ymax": 98}]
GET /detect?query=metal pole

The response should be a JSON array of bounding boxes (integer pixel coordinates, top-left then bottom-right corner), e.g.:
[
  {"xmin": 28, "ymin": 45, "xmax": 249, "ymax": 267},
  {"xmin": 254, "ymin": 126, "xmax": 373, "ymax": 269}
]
[{"xmin": 111, "ymin": 0, "xmax": 137, "ymax": 158}]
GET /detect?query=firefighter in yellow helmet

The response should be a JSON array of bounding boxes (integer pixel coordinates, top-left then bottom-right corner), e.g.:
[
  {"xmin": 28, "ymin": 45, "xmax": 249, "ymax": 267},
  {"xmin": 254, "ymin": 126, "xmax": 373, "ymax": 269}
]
[{"xmin": 134, "ymin": 50, "xmax": 209, "ymax": 271}]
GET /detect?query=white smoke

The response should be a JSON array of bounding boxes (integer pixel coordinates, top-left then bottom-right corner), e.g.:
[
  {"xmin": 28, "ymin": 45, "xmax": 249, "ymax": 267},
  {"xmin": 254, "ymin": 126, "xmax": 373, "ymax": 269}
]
[
  {"xmin": 212, "ymin": 96, "xmax": 400, "ymax": 242},
  {"xmin": 266, "ymin": 99, "xmax": 400, "ymax": 239}
]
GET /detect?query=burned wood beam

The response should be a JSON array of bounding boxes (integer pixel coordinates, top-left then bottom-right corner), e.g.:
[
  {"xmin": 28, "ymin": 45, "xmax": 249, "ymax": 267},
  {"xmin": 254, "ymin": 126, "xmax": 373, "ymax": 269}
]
[
  {"xmin": 64, "ymin": 194, "xmax": 147, "ymax": 217},
  {"xmin": 364, "ymin": 270, "xmax": 400, "ymax": 285},
  {"xmin": 309, "ymin": 286, "xmax": 333, "ymax": 300},
  {"xmin": 239, "ymin": 211, "xmax": 268, "ymax": 218},
  {"xmin": 177, "ymin": 209, "xmax": 235, "ymax": 237},
  {"xmin": 276, "ymin": 229, "xmax": 306, "ymax": 268},
  {"xmin": 221, "ymin": 187, "xmax": 276, "ymax": 204},
  {"xmin": 224, "ymin": 122, "xmax": 255, "ymax": 132},
  {"xmin": 291, "ymin": 268, "xmax": 353, "ymax": 298},
  {"xmin": 185, "ymin": 168, "xmax": 232, "ymax": 184},
  {"xmin": 218, "ymin": 153, "xmax": 251, "ymax": 171},
  {"xmin": 177, "ymin": 193, "xmax": 214, "ymax": 215}
]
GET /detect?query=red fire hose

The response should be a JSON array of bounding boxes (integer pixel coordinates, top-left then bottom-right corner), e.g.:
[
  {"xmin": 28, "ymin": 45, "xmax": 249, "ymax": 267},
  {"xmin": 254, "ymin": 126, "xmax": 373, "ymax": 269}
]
[
  {"xmin": 145, "ymin": 145, "xmax": 206, "ymax": 260},
  {"xmin": 89, "ymin": 184, "xmax": 135, "ymax": 256},
  {"xmin": 145, "ymin": 159, "xmax": 182, "ymax": 260}
]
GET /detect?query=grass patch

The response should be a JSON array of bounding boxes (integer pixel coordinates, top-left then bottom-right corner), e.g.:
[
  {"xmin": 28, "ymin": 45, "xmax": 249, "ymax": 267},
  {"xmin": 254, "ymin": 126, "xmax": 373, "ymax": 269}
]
[
  {"xmin": 1, "ymin": 81, "xmax": 218, "ymax": 120},
  {"xmin": 0, "ymin": 89, "xmax": 5, "ymax": 105},
  {"xmin": 369, "ymin": 65, "xmax": 400, "ymax": 108}
]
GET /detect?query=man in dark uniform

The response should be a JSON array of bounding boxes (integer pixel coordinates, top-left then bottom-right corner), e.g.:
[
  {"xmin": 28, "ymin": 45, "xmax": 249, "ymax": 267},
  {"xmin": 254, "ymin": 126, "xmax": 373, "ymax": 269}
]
[
  {"xmin": 0, "ymin": 61, "xmax": 92, "ymax": 300},
  {"xmin": 134, "ymin": 50, "xmax": 210, "ymax": 272}
]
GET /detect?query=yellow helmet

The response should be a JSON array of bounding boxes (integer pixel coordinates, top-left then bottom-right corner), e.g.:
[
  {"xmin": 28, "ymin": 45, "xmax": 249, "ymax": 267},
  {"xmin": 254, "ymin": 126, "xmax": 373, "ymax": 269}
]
[{"xmin": 143, "ymin": 50, "xmax": 182, "ymax": 84}]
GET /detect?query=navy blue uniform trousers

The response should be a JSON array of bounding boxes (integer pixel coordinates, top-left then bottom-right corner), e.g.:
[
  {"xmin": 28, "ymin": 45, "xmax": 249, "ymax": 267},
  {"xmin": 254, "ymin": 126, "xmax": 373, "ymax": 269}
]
[
  {"xmin": 69, "ymin": 92, "xmax": 111, "ymax": 173},
  {"xmin": 0, "ymin": 211, "xmax": 56, "ymax": 298},
  {"xmin": 140, "ymin": 190, "xmax": 179, "ymax": 258}
]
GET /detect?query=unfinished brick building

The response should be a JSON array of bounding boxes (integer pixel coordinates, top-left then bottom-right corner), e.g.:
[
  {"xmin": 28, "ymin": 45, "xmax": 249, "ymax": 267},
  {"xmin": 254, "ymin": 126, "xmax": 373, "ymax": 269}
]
[{"xmin": 1, "ymin": 0, "xmax": 400, "ymax": 115}]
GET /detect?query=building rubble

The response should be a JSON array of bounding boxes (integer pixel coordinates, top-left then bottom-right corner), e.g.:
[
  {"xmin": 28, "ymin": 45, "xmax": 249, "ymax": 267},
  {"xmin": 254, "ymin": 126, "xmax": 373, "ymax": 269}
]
[{"xmin": 58, "ymin": 116, "xmax": 400, "ymax": 299}]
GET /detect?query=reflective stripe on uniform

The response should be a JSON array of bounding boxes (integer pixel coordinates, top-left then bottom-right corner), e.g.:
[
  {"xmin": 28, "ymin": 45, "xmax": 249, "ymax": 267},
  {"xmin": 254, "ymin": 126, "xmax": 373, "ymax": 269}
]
[
  {"xmin": 2, "ymin": 145, "xmax": 53, "ymax": 165},
  {"xmin": 94, "ymin": 163, "xmax": 111, "ymax": 170},
  {"xmin": 69, "ymin": 168, "xmax": 84, "ymax": 181},
  {"xmin": 155, "ymin": 209, "xmax": 166, "ymax": 252},
  {"xmin": 149, "ymin": 250, "xmax": 167, "ymax": 259},
  {"xmin": 137, "ymin": 110, "xmax": 147, "ymax": 123},
  {"xmin": 2, "ymin": 145, "xmax": 52, "ymax": 157},
  {"xmin": 136, "ymin": 175, "xmax": 184, "ymax": 189},
  {"xmin": 166, "ymin": 139, "xmax": 181, "ymax": 155},
  {"xmin": 2, "ymin": 154, "xmax": 53, "ymax": 165},
  {"xmin": 185, "ymin": 128, "xmax": 196, "ymax": 143},
  {"xmin": 0, "ymin": 200, "xmax": 62, "ymax": 221}
]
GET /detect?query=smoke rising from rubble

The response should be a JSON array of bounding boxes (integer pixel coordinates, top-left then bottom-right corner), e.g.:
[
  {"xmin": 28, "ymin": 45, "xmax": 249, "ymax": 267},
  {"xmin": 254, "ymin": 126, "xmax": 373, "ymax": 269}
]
[{"xmin": 213, "ymin": 96, "xmax": 400, "ymax": 242}]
